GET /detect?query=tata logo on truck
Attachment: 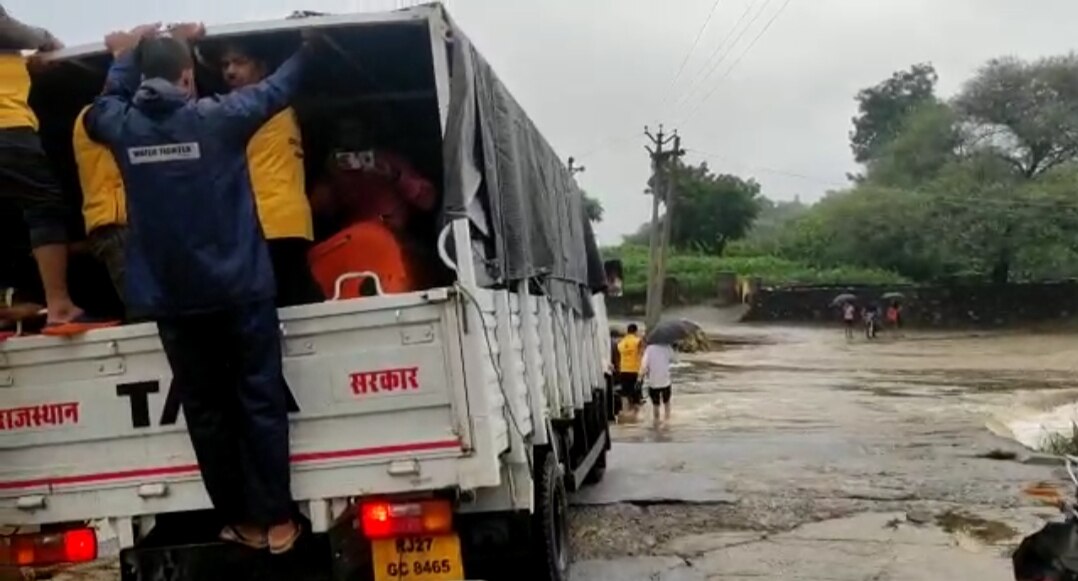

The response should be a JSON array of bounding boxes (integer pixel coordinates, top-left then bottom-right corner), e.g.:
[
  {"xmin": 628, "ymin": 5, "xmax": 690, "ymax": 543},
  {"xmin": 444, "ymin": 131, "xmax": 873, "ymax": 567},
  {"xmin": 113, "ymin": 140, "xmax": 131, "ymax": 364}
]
[{"xmin": 116, "ymin": 380, "xmax": 300, "ymax": 429}]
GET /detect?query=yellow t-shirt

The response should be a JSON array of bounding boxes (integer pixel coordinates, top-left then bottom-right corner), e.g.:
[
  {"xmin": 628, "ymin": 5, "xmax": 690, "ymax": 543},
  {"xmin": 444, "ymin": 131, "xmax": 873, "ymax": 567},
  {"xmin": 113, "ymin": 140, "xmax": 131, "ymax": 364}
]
[
  {"xmin": 0, "ymin": 54, "xmax": 37, "ymax": 130},
  {"xmin": 617, "ymin": 335, "xmax": 643, "ymax": 374},
  {"xmin": 74, "ymin": 106, "xmax": 126, "ymax": 233},
  {"xmin": 247, "ymin": 108, "xmax": 312, "ymax": 241}
]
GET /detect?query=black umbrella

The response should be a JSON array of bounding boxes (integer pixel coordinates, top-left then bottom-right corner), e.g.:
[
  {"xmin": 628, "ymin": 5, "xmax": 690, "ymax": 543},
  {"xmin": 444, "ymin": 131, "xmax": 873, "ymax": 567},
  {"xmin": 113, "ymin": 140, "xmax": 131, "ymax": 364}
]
[
  {"xmin": 646, "ymin": 319, "xmax": 703, "ymax": 346},
  {"xmin": 831, "ymin": 293, "xmax": 858, "ymax": 307}
]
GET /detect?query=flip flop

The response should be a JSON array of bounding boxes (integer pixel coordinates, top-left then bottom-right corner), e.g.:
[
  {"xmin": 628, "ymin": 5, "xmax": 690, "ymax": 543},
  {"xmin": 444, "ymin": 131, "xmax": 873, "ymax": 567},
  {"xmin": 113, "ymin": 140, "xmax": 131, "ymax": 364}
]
[
  {"xmin": 268, "ymin": 522, "xmax": 303, "ymax": 555},
  {"xmin": 41, "ymin": 315, "xmax": 121, "ymax": 337},
  {"xmin": 219, "ymin": 526, "xmax": 268, "ymax": 550}
]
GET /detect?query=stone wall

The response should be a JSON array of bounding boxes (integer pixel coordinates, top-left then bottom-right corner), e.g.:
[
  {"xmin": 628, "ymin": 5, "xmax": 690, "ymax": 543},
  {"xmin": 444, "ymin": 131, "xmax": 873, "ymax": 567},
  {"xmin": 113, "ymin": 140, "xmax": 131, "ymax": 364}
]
[{"xmin": 743, "ymin": 282, "xmax": 1078, "ymax": 327}]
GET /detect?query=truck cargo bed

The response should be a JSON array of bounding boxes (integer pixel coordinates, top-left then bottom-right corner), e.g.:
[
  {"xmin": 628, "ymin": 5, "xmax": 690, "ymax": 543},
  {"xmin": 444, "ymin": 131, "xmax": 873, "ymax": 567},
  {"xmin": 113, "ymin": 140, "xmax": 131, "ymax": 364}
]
[{"xmin": 0, "ymin": 290, "xmax": 491, "ymax": 529}]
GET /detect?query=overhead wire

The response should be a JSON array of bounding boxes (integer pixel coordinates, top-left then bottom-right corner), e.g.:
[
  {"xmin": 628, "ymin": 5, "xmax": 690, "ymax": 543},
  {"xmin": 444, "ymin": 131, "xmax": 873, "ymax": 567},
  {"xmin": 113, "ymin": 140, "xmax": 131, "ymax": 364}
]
[
  {"xmin": 574, "ymin": 131, "xmax": 646, "ymax": 160},
  {"xmin": 669, "ymin": 0, "xmax": 772, "ymax": 117},
  {"xmin": 659, "ymin": 0, "xmax": 726, "ymax": 113},
  {"xmin": 687, "ymin": 148, "xmax": 848, "ymax": 188},
  {"xmin": 679, "ymin": 0, "xmax": 795, "ymax": 125},
  {"xmin": 686, "ymin": 149, "xmax": 1078, "ymax": 212}
]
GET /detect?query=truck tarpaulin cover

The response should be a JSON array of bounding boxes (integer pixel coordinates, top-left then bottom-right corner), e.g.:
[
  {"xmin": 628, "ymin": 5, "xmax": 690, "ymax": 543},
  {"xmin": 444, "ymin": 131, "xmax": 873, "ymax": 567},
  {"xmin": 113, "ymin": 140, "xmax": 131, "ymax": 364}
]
[{"xmin": 441, "ymin": 21, "xmax": 606, "ymax": 315}]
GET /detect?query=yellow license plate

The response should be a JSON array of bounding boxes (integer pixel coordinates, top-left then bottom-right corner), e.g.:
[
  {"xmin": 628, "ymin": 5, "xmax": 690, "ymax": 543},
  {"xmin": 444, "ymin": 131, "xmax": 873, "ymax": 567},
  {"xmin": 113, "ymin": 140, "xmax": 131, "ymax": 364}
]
[{"xmin": 372, "ymin": 534, "xmax": 464, "ymax": 581}]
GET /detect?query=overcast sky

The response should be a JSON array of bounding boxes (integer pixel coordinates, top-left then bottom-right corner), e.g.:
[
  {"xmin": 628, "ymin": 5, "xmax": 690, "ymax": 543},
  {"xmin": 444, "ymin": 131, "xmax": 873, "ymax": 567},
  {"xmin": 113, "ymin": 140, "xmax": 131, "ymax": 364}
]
[{"xmin": 8, "ymin": 0, "xmax": 1076, "ymax": 243}]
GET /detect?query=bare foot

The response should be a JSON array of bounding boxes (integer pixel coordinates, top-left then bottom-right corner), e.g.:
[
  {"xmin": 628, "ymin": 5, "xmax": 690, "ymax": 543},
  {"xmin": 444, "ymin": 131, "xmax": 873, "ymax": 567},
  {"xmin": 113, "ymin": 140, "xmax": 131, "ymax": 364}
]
[{"xmin": 46, "ymin": 300, "xmax": 83, "ymax": 326}]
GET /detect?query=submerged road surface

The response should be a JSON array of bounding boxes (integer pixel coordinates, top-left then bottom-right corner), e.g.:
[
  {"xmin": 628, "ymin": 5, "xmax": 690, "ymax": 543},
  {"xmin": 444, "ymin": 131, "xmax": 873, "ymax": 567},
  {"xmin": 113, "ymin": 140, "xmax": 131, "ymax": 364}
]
[
  {"xmin": 572, "ymin": 323, "xmax": 1078, "ymax": 580},
  {"xmin": 50, "ymin": 323, "xmax": 1078, "ymax": 580}
]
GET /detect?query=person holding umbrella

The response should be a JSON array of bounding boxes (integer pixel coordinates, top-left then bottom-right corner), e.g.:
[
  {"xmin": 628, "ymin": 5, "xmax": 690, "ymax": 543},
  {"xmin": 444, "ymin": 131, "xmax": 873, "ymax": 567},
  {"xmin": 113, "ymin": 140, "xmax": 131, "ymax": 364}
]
[
  {"xmin": 642, "ymin": 320, "xmax": 701, "ymax": 428},
  {"xmin": 832, "ymin": 293, "xmax": 858, "ymax": 339},
  {"xmin": 640, "ymin": 340, "xmax": 674, "ymax": 428}
]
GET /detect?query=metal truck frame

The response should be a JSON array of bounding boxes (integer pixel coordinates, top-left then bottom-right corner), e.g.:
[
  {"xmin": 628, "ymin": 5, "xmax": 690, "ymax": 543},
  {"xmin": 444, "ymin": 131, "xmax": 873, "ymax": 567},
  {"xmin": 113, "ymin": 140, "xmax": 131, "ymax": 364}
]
[{"xmin": 0, "ymin": 5, "xmax": 612, "ymax": 581}]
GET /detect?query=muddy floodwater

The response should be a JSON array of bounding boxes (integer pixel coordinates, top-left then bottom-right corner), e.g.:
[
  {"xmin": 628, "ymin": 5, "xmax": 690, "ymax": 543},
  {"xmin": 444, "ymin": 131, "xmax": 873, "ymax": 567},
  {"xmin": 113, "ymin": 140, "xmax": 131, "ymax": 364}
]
[
  {"xmin": 54, "ymin": 320, "xmax": 1078, "ymax": 580},
  {"xmin": 571, "ymin": 321, "xmax": 1078, "ymax": 580}
]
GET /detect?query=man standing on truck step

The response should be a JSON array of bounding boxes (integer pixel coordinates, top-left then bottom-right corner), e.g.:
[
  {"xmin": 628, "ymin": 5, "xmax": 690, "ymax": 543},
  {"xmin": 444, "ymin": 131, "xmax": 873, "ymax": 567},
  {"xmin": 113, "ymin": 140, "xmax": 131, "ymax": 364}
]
[
  {"xmin": 84, "ymin": 23, "xmax": 316, "ymax": 554},
  {"xmin": 218, "ymin": 40, "xmax": 322, "ymax": 307},
  {"xmin": 0, "ymin": 4, "xmax": 116, "ymax": 335}
]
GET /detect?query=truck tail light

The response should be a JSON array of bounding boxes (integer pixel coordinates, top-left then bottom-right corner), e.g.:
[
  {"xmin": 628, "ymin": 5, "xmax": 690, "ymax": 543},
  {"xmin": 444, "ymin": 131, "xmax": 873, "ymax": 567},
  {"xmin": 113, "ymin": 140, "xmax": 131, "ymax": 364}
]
[
  {"xmin": 0, "ymin": 528, "xmax": 98, "ymax": 567},
  {"xmin": 359, "ymin": 500, "xmax": 453, "ymax": 539}
]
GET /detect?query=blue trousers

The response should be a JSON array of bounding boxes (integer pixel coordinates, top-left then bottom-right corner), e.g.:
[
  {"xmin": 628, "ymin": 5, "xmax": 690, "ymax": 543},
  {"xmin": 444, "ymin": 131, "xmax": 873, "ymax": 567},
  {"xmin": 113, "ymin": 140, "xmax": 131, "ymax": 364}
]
[{"xmin": 157, "ymin": 299, "xmax": 293, "ymax": 527}]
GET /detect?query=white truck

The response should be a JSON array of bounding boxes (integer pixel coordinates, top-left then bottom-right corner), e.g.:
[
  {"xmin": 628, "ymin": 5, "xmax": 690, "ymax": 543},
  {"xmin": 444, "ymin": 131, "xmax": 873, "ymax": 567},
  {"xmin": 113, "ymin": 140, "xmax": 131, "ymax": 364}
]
[{"xmin": 0, "ymin": 6, "xmax": 614, "ymax": 581}]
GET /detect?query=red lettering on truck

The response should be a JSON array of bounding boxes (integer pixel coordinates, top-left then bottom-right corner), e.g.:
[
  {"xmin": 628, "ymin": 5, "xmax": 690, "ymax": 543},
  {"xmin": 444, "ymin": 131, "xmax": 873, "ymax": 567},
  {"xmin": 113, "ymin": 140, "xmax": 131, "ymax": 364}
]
[
  {"xmin": 0, "ymin": 402, "xmax": 80, "ymax": 431},
  {"xmin": 350, "ymin": 367, "xmax": 420, "ymax": 395}
]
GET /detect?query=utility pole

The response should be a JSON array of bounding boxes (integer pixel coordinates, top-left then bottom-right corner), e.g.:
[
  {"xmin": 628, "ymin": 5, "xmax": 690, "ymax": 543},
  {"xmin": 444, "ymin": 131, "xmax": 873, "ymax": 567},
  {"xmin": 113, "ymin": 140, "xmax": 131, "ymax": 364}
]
[
  {"xmin": 654, "ymin": 133, "xmax": 684, "ymax": 330},
  {"xmin": 567, "ymin": 156, "xmax": 586, "ymax": 177},
  {"xmin": 643, "ymin": 126, "xmax": 684, "ymax": 331}
]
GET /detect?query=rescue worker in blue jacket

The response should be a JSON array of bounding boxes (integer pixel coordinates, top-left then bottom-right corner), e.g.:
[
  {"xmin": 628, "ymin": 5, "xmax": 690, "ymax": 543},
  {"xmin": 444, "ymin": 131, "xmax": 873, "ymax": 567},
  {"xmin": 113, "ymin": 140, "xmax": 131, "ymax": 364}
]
[{"xmin": 84, "ymin": 24, "xmax": 310, "ymax": 553}]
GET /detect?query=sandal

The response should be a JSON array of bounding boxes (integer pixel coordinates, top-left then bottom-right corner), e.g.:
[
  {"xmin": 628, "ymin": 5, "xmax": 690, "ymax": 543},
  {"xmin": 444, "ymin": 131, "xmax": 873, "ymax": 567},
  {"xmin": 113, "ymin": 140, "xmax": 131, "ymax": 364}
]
[
  {"xmin": 41, "ymin": 314, "xmax": 120, "ymax": 337},
  {"xmin": 219, "ymin": 525, "xmax": 268, "ymax": 550},
  {"xmin": 268, "ymin": 522, "xmax": 303, "ymax": 555}
]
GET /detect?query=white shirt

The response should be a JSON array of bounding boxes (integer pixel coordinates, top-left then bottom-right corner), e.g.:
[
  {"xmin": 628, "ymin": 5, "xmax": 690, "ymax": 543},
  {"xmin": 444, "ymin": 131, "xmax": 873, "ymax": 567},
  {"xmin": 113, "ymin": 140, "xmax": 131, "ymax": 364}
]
[{"xmin": 640, "ymin": 344, "xmax": 675, "ymax": 388}]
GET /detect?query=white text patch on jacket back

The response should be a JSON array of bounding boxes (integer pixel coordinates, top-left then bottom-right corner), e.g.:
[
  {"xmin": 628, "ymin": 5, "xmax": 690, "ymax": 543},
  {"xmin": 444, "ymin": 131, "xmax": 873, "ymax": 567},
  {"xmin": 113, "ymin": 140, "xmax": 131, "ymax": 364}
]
[{"xmin": 127, "ymin": 143, "xmax": 201, "ymax": 165}]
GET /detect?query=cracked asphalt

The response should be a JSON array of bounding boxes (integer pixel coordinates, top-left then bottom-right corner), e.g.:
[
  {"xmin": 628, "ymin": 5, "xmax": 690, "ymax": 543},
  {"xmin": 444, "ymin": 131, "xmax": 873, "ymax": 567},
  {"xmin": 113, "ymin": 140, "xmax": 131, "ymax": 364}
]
[{"xmin": 569, "ymin": 321, "xmax": 1078, "ymax": 580}]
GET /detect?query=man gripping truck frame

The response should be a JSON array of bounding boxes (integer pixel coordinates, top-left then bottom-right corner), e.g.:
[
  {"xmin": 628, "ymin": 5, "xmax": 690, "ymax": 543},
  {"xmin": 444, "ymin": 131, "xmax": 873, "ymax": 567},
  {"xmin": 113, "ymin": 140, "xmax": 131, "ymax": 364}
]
[{"xmin": 0, "ymin": 6, "xmax": 613, "ymax": 581}]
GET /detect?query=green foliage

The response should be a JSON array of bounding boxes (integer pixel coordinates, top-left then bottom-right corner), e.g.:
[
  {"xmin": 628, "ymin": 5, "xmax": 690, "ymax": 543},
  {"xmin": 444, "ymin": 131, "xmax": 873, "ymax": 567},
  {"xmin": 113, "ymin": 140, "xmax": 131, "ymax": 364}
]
[
  {"xmin": 867, "ymin": 101, "xmax": 962, "ymax": 188},
  {"xmin": 667, "ymin": 163, "xmax": 762, "ymax": 254},
  {"xmin": 850, "ymin": 63, "xmax": 939, "ymax": 163},
  {"xmin": 738, "ymin": 197, "xmax": 810, "ymax": 255},
  {"xmin": 605, "ymin": 244, "xmax": 906, "ymax": 297},
  {"xmin": 1040, "ymin": 422, "xmax": 1078, "ymax": 456},
  {"xmin": 625, "ymin": 163, "xmax": 762, "ymax": 254},
  {"xmin": 583, "ymin": 193, "xmax": 604, "ymax": 223},
  {"xmin": 955, "ymin": 54, "xmax": 1078, "ymax": 178},
  {"xmin": 779, "ymin": 158, "xmax": 1078, "ymax": 283},
  {"xmin": 784, "ymin": 53, "xmax": 1078, "ymax": 284}
]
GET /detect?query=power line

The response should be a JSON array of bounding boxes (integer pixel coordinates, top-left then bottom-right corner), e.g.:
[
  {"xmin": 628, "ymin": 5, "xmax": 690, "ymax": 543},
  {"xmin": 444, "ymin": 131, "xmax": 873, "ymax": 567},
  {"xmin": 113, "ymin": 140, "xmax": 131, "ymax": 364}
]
[
  {"xmin": 679, "ymin": 0, "xmax": 794, "ymax": 124},
  {"xmin": 687, "ymin": 148, "xmax": 848, "ymax": 187},
  {"xmin": 670, "ymin": 0, "xmax": 772, "ymax": 117},
  {"xmin": 575, "ymin": 131, "xmax": 645, "ymax": 160},
  {"xmin": 659, "ymin": 0, "xmax": 725, "ymax": 111},
  {"xmin": 689, "ymin": 149, "xmax": 1078, "ymax": 212}
]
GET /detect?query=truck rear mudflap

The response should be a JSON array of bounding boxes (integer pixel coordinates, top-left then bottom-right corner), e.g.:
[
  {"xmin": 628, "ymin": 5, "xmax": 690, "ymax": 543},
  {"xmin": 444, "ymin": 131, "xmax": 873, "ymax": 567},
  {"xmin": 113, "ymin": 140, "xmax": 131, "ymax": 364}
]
[{"xmin": 0, "ymin": 290, "xmax": 479, "ymax": 528}]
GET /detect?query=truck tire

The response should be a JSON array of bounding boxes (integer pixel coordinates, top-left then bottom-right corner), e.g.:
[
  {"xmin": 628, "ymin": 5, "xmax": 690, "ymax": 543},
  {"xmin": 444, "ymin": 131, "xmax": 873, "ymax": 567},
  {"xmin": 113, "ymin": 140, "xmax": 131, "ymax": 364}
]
[{"xmin": 532, "ymin": 450, "xmax": 570, "ymax": 581}]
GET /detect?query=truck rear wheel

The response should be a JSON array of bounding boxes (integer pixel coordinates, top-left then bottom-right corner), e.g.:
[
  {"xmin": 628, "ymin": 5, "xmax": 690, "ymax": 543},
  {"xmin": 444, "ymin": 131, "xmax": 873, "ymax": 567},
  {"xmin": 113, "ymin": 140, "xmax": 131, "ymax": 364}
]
[{"xmin": 532, "ymin": 450, "xmax": 570, "ymax": 581}]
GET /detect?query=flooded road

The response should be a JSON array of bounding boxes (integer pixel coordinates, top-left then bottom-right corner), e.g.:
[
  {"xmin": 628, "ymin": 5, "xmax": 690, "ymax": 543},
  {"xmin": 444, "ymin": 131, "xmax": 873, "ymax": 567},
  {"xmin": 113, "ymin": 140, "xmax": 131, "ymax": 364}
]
[
  {"xmin": 572, "ymin": 322, "xmax": 1078, "ymax": 580},
  {"xmin": 50, "ymin": 322, "xmax": 1078, "ymax": 580}
]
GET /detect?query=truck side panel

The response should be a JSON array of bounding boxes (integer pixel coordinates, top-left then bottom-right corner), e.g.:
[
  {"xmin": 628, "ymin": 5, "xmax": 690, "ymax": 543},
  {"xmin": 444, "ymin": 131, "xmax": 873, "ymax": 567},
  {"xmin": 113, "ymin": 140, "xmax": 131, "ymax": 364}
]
[{"xmin": 0, "ymin": 293, "xmax": 496, "ymax": 527}]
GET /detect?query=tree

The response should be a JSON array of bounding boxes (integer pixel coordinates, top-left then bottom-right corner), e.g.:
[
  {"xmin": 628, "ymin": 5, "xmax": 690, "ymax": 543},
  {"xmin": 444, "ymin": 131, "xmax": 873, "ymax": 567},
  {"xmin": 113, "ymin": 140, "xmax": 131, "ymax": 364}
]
[
  {"xmin": 666, "ymin": 163, "xmax": 762, "ymax": 254},
  {"xmin": 738, "ymin": 196, "xmax": 809, "ymax": 254},
  {"xmin": 785, "ymin": 53, "xmax": 1078, "ymax": 285},
  {"xmin": 583, "ymin": 193, "xmax": 604, "ymax": 222},
  {"xmin": 850, "ymin": 63, "xmax": 939, "ymax": 163},
  {"xmin": 955, "ymin": 54, "xmax": 1078, "ymax": 179},
  {"xmin": 867, "ymin": 101, "xmax": 963, "ymax": 188},
  {"xmin": 778, "ymin": 187, "xmax": 949, "ymax": 282}
]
